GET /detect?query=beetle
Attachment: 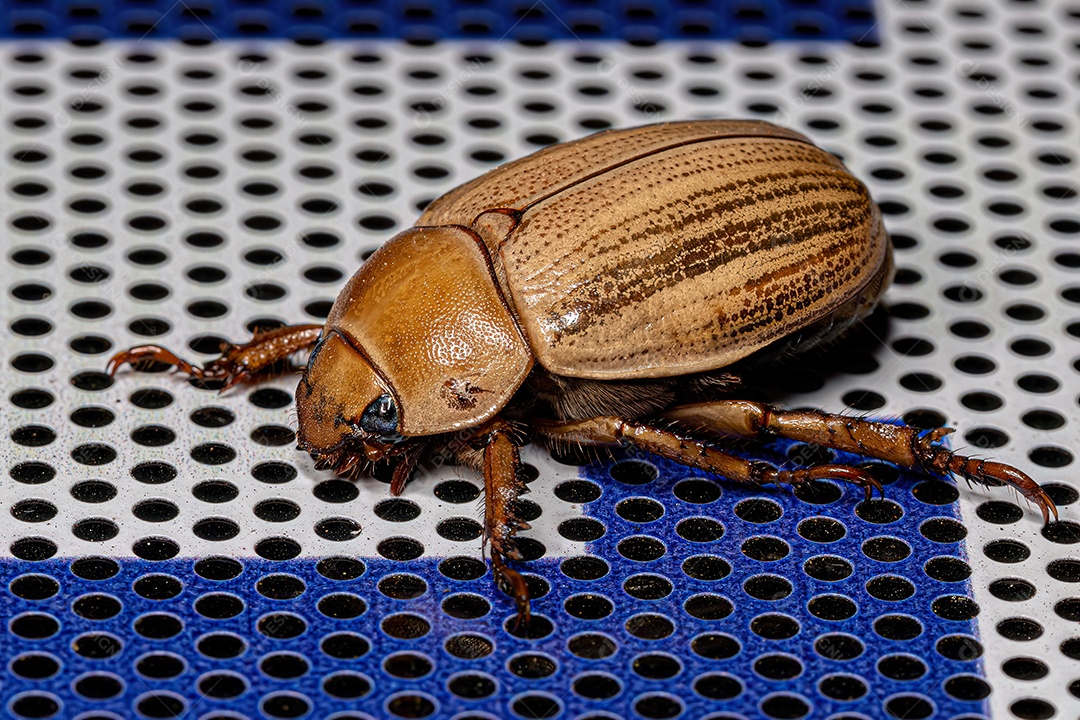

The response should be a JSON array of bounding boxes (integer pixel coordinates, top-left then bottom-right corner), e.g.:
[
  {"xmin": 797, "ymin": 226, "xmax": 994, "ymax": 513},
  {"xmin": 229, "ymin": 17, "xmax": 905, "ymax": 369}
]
[{"xmin": 108, "ymin": 119, "xmax": 1056, "ymax": 622}]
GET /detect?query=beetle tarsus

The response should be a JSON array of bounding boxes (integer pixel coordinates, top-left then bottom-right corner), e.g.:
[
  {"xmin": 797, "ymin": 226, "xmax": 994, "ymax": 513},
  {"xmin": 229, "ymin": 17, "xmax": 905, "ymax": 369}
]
[
  {"xmin": 107, "ymin": 345, "xmax": 206, "ymax": 380},
  {"xmin": 493, "ymin": 551, "xmax": 531, "ymax": 629},
  {"xmin": 912, "ymin": 438, "xmax": 1058, "ymax": 524}
]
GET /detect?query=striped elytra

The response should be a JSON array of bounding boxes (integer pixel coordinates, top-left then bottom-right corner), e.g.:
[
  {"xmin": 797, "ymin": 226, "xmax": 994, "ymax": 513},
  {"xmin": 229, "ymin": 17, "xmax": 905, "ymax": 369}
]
[{"xmin": 420, "ymin": 119, "xmax": 892, "ymax": 382}]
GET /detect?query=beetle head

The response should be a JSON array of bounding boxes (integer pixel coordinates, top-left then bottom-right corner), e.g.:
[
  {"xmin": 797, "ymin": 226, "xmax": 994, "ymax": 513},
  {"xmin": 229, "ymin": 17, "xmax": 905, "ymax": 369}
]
[{"xmin": 295, "ymin": 330, "xmax": 405, "ymax": 471}]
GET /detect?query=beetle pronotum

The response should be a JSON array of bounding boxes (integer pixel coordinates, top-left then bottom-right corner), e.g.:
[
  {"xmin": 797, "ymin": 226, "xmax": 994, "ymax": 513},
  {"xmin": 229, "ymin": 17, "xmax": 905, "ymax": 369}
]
[{"xmin": 109, "ymin": 120, "xmax": 1056, "ymax": 622}]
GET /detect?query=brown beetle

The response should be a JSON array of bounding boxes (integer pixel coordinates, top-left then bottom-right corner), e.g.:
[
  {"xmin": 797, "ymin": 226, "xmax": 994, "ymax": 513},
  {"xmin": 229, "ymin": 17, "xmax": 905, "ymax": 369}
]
[{"xmin": 109, "ymin": 120, "xmax": 1056, "ymax": 622}]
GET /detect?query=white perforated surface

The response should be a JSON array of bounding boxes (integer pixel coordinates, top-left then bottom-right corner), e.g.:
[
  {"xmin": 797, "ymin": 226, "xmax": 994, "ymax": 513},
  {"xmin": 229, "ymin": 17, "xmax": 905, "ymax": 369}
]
[{"xmin": 4, "ymin": 2, "xmax": 1080, "ymax": 717}]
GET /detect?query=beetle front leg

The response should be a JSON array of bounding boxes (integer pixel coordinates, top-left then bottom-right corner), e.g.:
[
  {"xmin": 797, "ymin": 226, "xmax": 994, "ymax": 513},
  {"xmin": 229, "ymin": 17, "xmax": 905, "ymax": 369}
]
[
  {"xmin": 662, "ymin": 400, "xmax": 1057, "ymax": 523},
  {"xmin": 535, "ymin": 417, "xmax": 885, "ymax": 500},
  {"xmin": 476, "ymin": 420, "xmax": 532, "ymax": 626},
  {"xmin": 107, "ymin": 324, "xmax": 324, "ymax": 390}
]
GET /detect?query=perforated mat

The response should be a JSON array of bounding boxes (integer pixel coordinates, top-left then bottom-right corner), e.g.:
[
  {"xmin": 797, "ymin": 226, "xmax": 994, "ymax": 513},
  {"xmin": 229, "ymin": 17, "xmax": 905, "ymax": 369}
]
[{"xmin": 4, "ymin": 2, "xmax": 1080, "ymax": 719}]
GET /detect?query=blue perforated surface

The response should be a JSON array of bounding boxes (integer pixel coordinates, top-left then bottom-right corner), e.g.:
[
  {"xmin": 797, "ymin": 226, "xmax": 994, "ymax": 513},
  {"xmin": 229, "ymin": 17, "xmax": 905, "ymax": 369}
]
[
  {"xmin": 0, "ymin": 0, "xmax": 879, "ymax": 42},
  {"xmin": 2, "ymin": 441, "xmax": 984, "ymax": 719}
]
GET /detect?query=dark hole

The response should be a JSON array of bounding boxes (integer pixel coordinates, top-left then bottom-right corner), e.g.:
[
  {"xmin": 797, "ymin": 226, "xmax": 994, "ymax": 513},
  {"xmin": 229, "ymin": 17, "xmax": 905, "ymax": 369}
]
[
  {"xmin": 616, "ymin": 497, "xmax": 664, "ymax": 523},
  {"xmin": 257, "ymin": 612, "xmax": 308, "ymax": 638},
  {"xmin": 565, "ymin": 593, "xmax": 614, "ymax": 620},
  {"xmin": 194, "ymin": 632, "xmax": 244, "ymax": 658},
  {"xmin": 378, "ymin": 574, "xmax": 427, "ymax": 600},
  {"xmin": 561, "ymin": 556, "xmax": 610, "ymax": 581},
  {"xmin": 10, "ymin": 499, "xmax": 57, "ymax": 523},
  {"xmin": 866, "ymin": 575, "xmax": 916, "ymax": 601},
  {"xmin": 316, "ymin": 557, "xmax": 365, "ymax": 581},
  {"xmin": 878, "ymin": 654, "xmax": 927, "ymax": 680},
  {"xmin": 744, "ymin": 574, "xmax": 794, "ymax": 601},
  {"xmin": 379, "ymin": 614, "xmax": 430, "ymax": 639},
  {"xmin": 193, "ymin": 517, "xmax": 240, "ymax": 541},
  {"xmin": 192, "ymin": 480, "xmax": 238, "ymax": 503},
  {"xmin": 10, "ymin": 537, "xmax": 58, "ymax": 561},
  {"xmin": 257, "ymin": 574, "xmax": 306, "ymax": 600},
  {"xmin": 253, "ymin": 499, "xmax": 301, "ymax": 522},
  {"xmin": 442, "ymin": 593, "xmax": 490, "ymax": 619},
  {"xmin": 684, "ymin": 593, "xmax": 733, "ymax": 620},
  {"xmin": 132, "ymin": 537, "xmax": 180, "ymax": 561},
  {"xmin": 445, "ymin": 634, "xmax": 494, "ymax": 660},
  {"xmin": 734, "ymin": 498, "xmax": 782, "ymax": 523},
  {"xmin": 9, "ymin": 574, "xmax": 59, "ymax": 600},
  {"xmin": 932, "ymin": 594, "xmax": 980, "ymax": 620},
  {"xmin": 920, "ymin": 517, "xmax": 967, "ymax": 543},
  {"xmin": 807, "ymin": 594, "xmax": 857, "ymax": 621},
  {"xmin": 622, "ymin": 573, "xmax": 673, "ymax": 599},
  {"xmin": 632, "ymin": 653, "xmax": 682, "ymax": 678},
  {"xmin": 11, "ymin": 425, "xmax": 56, "ymax": 447},
  {"xmin": 10, "ymin": 613, "xmax": 60, "ymax": 640},
  {"xmin": 190, "ymin": 442, "xmax": 236, "ymax": 465},
  {"xmin": 672, "ymin": 479, "xmax": 721, "ymax": 503},
  {"xmin": 432, "ymin": 481, "xmax": 479, "ymax": 504},
  {"xmin": 554, "ymin": 480, "xmax": 602, "ymax": 503},
  {"xmin": 559, "ymin": 518, "xmax": 606, "ymax": 542},
  {"xmin": 131, "ymin": 424, "xmax": 175, "ymax": 447},
  {"xmin": 797, "ymin": 517, "xmax": 846, "ymax": 543},
  {"xmin": 505, "ymin": 613, "xmax": 554, "ymax": 640},
  {"xmin": 321, "ymin": 633, "xmax": 370, "ymax": 660},
  {"xmin": 740, "ymin": 534, "xmax": 789, "ymax": 561},
  {"xmin": 377, "ymin": 537, "xmax": 424, "ymax": 561},
  {"xmin": 132, "ymin": 574, "xmax": 182, "ymax": 601},
  {"xmin": 194, "ymin": 592, "xmax": 244, "ymax": 619},
  {"xmin": 254, "ymin": 537, "xmax": 301, "ymax": 561},
  {"xmin": 676, "ymin": 517, "xmax": 724, "ymax": 542},
  {"xmin": 803, "ymin": 555, "xmax": 853, "ymax": 582},
  {"xmin": 68, "ymin": 480, "xmax": 116, "ymax": 505},
  {"xmin": 862, "ymin": 536, "xmax": 912, "ymax": 562},
  {"xmin": 68, "ymin": 335, "xmax": 113, "ymax": 356},
  {"xmin": 754, "ymin": 653, "xmax": 803, "ymax": 680},
  {"xmin": 682, "ymin": 554, "xmax": 731, "ymax": 581},
  {"xmin": 72, "ymin": 518, "xmax": 119, "ymax": 542},
  {"xmin": 251, "ymin": 461, "xmax": 296, "ymax": 484},
  {"xmin": 10, "ymin": 461, "xmax": 56, "ymax": 484},
  {"xmin": 131, "ymin": 499, "xmax": 179, "ymax": 522},
  {"xmin": 194, "ymin": 557, "xmax": 243, "ymax": 580}
]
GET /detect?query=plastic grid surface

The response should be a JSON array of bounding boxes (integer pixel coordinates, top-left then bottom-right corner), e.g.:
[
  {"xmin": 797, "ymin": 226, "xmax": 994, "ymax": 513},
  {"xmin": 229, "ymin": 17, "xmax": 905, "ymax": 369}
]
[
  {"xmin": 0, "ymin": 0, "xmax": 879, "ymax": 43},
  {"xmin": 3, "ymin": 2, "xmax": 1080, "ymax": 719}
]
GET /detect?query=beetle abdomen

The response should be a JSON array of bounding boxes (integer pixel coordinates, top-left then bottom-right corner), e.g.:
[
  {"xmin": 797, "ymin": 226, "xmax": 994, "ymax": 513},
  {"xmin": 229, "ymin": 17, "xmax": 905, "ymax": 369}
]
[{"xmin": 502, "ymin": 134, "xmax": 890, "ymax": 379}]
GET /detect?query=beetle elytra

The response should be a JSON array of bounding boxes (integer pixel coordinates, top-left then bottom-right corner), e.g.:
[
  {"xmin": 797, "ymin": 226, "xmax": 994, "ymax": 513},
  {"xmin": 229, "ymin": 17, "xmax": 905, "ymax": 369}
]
[{"xmin": 109, "ymin": 120, "xmax": 1056, "ymax": 622}]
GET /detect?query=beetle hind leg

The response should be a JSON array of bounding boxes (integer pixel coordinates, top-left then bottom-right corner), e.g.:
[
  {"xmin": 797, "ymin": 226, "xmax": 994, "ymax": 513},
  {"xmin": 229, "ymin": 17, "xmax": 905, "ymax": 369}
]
[
  {"xmin": 535, "ymin": 417, "xmax": 885, "ymax": 500},
  {"xmin": 107, "ymin": 323, "xmax": 324, "ymax": 389},
  {"xmin": 662, "ymin": 400, "xmax": 1057, "ymax": 523}
]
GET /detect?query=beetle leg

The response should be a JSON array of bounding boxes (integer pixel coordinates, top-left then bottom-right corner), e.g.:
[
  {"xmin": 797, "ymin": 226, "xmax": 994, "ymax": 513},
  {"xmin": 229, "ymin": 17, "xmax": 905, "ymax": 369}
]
[
  {"xmin": 107, "ymin": 324, "xmax": 324, "ymax": 388},
  {"xmin": 661, "ymin": 400, "xmax": 1057, "ymax": 523},
  {"xmin": 535, "ymin": 417, "xmax": 884, "ymax": 500},
  {"xmin": 477, "ymin": 419, "xmax": 532, "ymax": 626}
]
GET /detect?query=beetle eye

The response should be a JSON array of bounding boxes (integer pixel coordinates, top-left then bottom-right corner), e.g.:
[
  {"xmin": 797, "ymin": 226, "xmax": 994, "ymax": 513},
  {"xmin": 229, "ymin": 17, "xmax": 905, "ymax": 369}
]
[{"xmin": 359, "ymin": 393, "xmax": 399, "ymax": 438}]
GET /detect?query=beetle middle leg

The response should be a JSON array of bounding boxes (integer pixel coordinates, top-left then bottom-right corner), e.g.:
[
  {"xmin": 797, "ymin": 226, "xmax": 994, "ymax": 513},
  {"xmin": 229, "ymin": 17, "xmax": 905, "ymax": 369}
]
[
  {"xmin": 107, "ymin": 323, "xmax": 324, "ymax": 389},
  {"xmin": 661, "ymin": 400, "xmax": 1057, "ymax": 522},
  {"xmin": 471, "ymin": 419, "xmax": 532, "ymax": 625},
  {"xmin": 535, "ymin": 417, "xmax": 886, "ymax": 499}
]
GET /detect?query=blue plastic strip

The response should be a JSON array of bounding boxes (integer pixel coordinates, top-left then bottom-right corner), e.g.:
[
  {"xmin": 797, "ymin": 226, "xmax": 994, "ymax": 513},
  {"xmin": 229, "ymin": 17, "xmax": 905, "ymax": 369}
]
[
  {"xmin": 2, "ymin": 441, "xmax": 984, "ymax": 720},
  {"xmin": 0, "ymin": 1, "xmax": 879, "ymax": 42}
]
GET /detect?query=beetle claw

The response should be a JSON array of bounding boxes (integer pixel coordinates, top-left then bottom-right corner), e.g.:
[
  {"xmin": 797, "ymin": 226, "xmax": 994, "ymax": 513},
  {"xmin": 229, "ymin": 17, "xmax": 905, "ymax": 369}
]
[
  {"xmin": 106, "ymin": 345, "xmax": 205, "ymax": 380},
  {"xmin": 492, "ymin": 553, "xmax": 531, "ymax": 629}
]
